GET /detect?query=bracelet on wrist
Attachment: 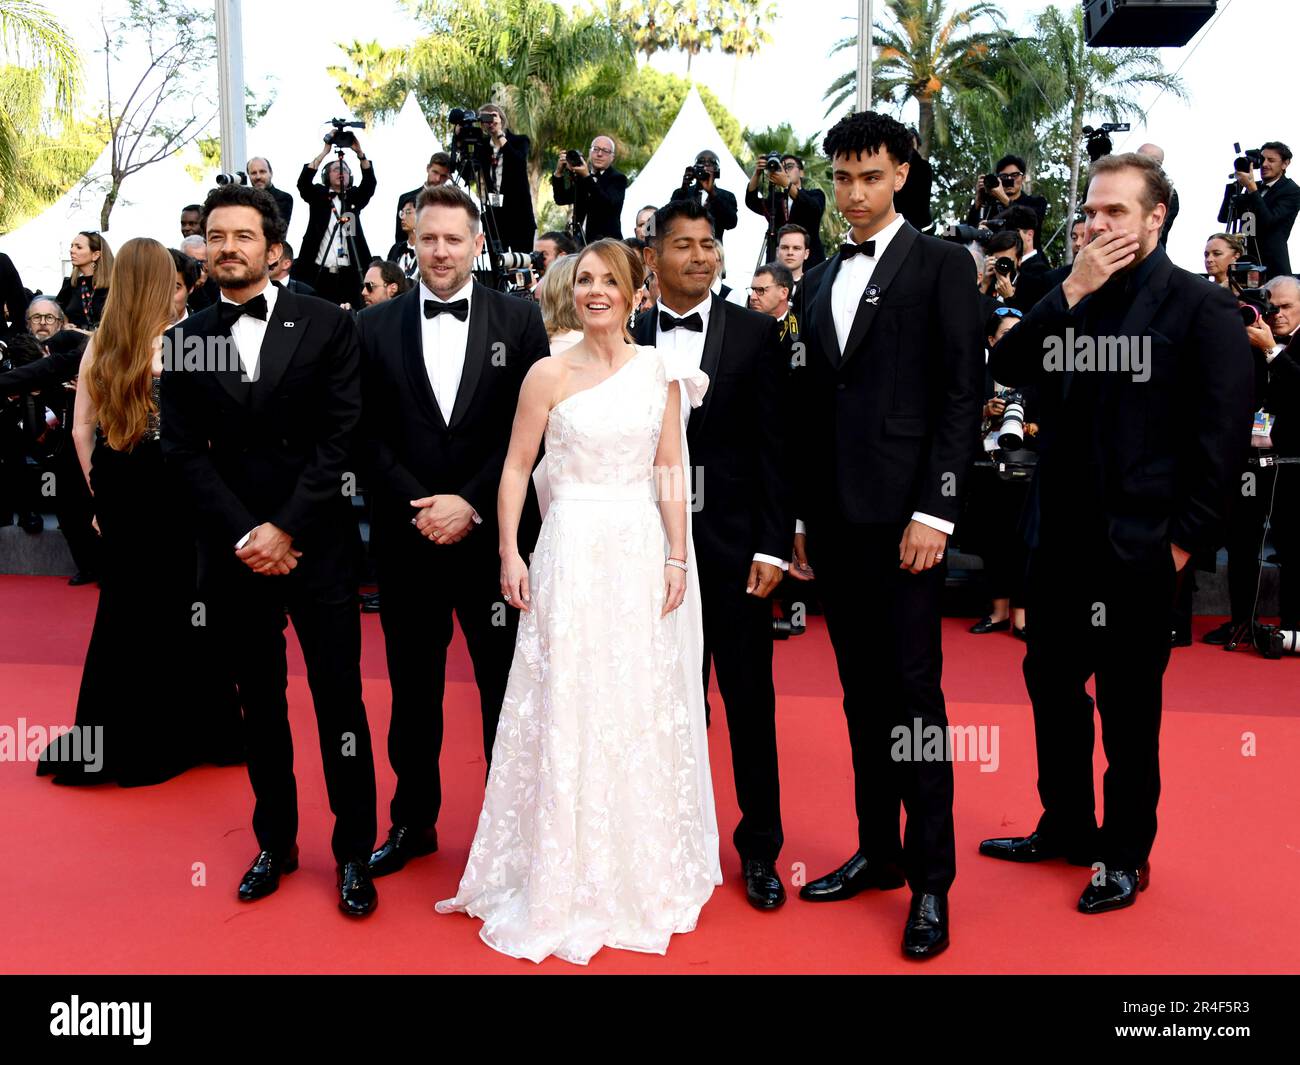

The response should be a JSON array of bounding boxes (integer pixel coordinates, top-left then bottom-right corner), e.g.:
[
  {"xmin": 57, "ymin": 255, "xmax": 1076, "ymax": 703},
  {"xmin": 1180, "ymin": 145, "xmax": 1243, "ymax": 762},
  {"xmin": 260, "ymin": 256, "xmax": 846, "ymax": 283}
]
[{"xmin": 665, "ymin": 558, "xmax": 688, "ymax": 572}]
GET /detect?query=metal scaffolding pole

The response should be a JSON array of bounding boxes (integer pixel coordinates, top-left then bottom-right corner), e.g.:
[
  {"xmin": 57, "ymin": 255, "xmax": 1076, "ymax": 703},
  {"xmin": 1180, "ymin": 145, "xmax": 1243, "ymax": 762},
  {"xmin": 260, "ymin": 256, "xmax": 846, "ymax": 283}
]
[{"xmin": 215, "ymin": 0, "xmax": 246, "ymax": 175}]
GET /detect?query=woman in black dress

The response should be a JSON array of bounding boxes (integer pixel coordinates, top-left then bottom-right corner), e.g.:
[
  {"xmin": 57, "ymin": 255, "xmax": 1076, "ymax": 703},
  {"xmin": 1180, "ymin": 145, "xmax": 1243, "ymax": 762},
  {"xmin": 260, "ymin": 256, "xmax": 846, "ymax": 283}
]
[
  {"xmin": 55, "ymin": 231, "xmax": 113, "ymax": 329},
  {"xmin": 37, "ymin": 237, "xmax": 241, "ymax": 785}
]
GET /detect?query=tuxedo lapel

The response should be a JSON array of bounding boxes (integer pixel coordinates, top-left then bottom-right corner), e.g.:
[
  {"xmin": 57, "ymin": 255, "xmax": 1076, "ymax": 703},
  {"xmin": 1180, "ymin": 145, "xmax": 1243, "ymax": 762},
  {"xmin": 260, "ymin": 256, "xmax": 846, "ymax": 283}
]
[
  {"xmin": 249, "ymin": 292, "xmax": 307, "ymax": 410},
  {"xmin": 633, "ymin": 309, "xmax": 657, "ymax": 347},
  {"xmin": 400, "ymin": 287, "xmax": 447, "ymax": 431},
  {"xmin": 839, "ymin": 222, "xmax": 919, "ymax": 368},
  {"xmin": 812, "ymin": 254, "xmax": 844, "ymax": 367},
  {"xmin": 448, "ymin": 282, "xmax": 489, "ymax": 429}
]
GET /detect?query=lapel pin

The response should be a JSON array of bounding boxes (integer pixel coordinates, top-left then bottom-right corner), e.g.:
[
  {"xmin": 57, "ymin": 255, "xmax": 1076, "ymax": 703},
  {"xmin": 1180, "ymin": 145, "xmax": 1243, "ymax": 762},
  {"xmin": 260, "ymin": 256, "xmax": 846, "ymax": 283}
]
[
  {"xmin": 863, "ymin": 284, "xmax": 881, "ymax": 306},
  {"xmin": 284, "ymin": 321, "xmax": 295, "ymax": 328}
]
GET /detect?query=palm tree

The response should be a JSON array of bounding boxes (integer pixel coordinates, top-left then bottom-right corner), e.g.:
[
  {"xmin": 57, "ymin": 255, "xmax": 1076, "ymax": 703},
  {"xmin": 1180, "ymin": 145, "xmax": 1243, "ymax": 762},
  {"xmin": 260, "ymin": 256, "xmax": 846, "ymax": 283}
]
[
  {"xmin": 0, "ymin": 0, "xmax": 82, "ymax": 186},
  {"xmin": 1030, "ymin": 5, "xmax": 1185, "ymax": 256},
  {"xmin": 327, "ymin": 40, "xmax": 407, "ymax": 126},
  {"xmin": 616, "ymin": 0, "xmax": 678, "ymax": 60},
  {"xmin": 672, "ymin": 0, "xmax": 723, "ymax": 75},
  {"xmin": 380, "ymin": 0, "xmax": 643, "ymax": 213},
  {"xmin": 824, "ymin": 0, "xmax": 1007, "ymax": 156},
  {"xmin": 717, "ymin": 0, "xmax": 774, "ymax": 105}
]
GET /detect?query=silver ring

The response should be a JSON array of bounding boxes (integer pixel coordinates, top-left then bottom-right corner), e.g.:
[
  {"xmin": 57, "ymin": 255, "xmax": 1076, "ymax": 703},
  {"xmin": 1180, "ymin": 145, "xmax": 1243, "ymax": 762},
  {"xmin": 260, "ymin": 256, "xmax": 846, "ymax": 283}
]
[
  {"xmin": 503, "ymin": 593, "xmax": 512, "ymax": 601},
  {"xmin": 935, "ymin": 552, "xmax": 944, "ymax": 561}
]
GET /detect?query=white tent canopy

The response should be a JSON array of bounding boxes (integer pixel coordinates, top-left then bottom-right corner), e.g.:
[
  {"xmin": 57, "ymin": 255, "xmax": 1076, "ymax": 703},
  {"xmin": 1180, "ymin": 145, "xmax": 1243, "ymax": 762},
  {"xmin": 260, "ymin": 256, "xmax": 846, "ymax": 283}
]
[{"xmin": 621, "ymin": 85, "xmax": 766, "ymax": 283}]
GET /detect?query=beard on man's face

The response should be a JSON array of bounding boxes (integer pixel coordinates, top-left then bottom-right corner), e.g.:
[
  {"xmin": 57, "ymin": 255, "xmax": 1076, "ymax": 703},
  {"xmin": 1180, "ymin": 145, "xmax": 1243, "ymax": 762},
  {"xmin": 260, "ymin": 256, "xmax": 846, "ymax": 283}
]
[{"xmin": 211, "ymin": 254, "xmax": 267, "ymax": 289}]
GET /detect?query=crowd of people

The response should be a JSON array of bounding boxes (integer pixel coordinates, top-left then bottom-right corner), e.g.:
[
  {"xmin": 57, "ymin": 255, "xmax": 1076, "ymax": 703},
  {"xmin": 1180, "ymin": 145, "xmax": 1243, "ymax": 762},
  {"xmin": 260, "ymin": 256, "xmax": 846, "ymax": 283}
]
[{"xmin": 0, "ymin": 103, "xmax": 1297, "ymax": 966}]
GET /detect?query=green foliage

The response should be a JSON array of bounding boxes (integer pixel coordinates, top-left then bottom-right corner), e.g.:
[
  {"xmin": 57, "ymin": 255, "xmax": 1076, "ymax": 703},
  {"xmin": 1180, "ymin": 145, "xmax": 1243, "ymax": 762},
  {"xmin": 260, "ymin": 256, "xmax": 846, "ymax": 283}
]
[{"xmin": 617, "ymin": 66, "xmax": 744, "ymax": 177}]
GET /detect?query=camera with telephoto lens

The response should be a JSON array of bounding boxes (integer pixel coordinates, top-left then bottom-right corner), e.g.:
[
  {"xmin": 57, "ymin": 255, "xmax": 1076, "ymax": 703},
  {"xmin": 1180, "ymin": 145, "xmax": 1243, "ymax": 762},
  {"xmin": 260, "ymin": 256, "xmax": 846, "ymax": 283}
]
[
  {"xmin": 565, "ymin": 149, "xmax": 584, "ymax": 168},
  {"xmin": 324, "ymin": 117, "xmax": 364, "ymax": 150},
  {"xmin": 474, "ymin": 249, "xmax": 545, "ymax": 275},
  {"xmin": 689, "ymin": 164, "xmax": 713, "ymax": 183},
  {"xmin": 943, "ymin": 221, "xmax": 1002, "ymax": 247},
  {"xmin": 994, "ymin": 256, "xmax": 1016, "ymax": 276},
  {"xmin": 215, "ymin": 171, "xmax": 247, "ymax": 186},
  {"xmin": 765, "ymin": 152, "xmax": 784, "ymax": 175},
  {"xmin": 1234, "ymin": 143, "xmax": 1265, "ymax": 174},
  {"xmin": 996, "ymin": 389, "xmax": 1026, "ymax": 450}
]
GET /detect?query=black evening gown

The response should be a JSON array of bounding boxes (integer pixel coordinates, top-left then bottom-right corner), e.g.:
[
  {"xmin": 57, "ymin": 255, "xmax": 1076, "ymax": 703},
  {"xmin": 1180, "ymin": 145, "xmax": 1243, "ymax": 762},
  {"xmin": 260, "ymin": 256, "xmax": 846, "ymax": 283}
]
[{"xmin": 37, "ymin": 378, "xmax": 243, "ymax": 785}]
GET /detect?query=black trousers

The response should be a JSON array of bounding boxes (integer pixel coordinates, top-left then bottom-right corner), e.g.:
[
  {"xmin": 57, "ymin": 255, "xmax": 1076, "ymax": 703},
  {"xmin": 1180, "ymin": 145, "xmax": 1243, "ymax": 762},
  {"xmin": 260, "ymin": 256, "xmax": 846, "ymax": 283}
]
[
  {"xmin": 51, "ymin": 445, "xmax": 101, "ymax": 575},
  {"xmin": 807, "ymin": 518, "xmax": 956, "ymax": 894},
  {"xmin": 1023, "ymin": 541, "xmax": 1174, "ymax": 869},
  {"xmin": 1270, "ymin": 462, "xmax": 1300, "ymax": 630},
  {"xmin": 1224, "ymin": 462, "xmax": 1273, "ymax": 624},
  {"xmin": 376, "ymin": 528, "xmax": 518, "ymax": 832},
  {"xmin": 699, "ymin": 567, "xmax": 783, "ymax": 863},
  {"xmin": 308, "ymin": 264, "xmax": 362, "ymax": 309},
  {"xmin": 210, "ymin": 559, "xmax": 376, "ymax": 864}
]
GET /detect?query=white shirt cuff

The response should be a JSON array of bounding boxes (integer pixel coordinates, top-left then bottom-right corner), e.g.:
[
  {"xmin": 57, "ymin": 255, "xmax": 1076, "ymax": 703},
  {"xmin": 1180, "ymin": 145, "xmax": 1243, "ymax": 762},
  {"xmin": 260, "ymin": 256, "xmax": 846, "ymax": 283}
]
[
  {"xmin": 1266, "ymin": 344, "xmax": 1284, "ymax": 363},
  {"xmin": 911, "ymin": 512, "xmax": 955, "ymax": 536},
  {"xmin": 753, "ymin": 552, "xmax": 789, "ymax": 572},
  {"xmin": 235, "ymin": 529, "xmax": 254, "ymax": 550},
  {"xmin": 794, "ymin": 519, "xmax": 806, "ymax": 536},
  {"xmin": 471, "ymin": 509, "xmax": 483, "ymax": 525}
]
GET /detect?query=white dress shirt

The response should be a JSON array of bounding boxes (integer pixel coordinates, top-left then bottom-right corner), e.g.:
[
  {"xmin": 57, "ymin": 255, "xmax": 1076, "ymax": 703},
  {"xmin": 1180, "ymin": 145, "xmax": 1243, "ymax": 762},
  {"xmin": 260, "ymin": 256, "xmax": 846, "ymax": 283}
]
[
  {"xmin": 421, "ymin": 277, "xmax": 473, "ymax": 425},
  {"xmin": 224, "ymin": 279, "xmax": 277, "ymax": 549},
  {"xmin": 656, "ymin": 295, "xmax": 789, "ymax": 571},
  {"xmin": 804, "ymin": 211, "xmax": 953, "ymax": 538},
  {"xmin": 316, "ymin": 193, "xmax": 352, "ymax": 271}
]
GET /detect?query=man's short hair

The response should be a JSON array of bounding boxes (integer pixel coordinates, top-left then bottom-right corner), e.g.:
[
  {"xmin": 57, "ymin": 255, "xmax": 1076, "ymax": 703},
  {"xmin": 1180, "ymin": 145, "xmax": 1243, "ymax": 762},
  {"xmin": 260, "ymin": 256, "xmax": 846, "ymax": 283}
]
[
  {"xmin": 200, "ymin": 184, "xmax": 288, "ymax": 245},
  {"xmin": 246, "ymin": 156, "xmax": 272, "ymax": 175},
  {"xmin": 169, "ymin": 247, "xmax": 203, "ymax": 290},
  {"xmin": 279, "ymin": 240, "xmax": 295, "ymax": 262},
  {"xmin": 478, "ymin": 102, "xmax": 506, "ymax": 123},
  {"xmin": 823, "ymin": 110, "xmax": 912, "ymax": 167},
  {"xmin": 1088, "ymin": 151, "xmax": 1172, "ymax": 213},
  {"xmin": 637, "ymin": 204, "xmax": 658, "ymax": 217},
  {"xmin": 180, "ymin": 234, "xmax": 207, "ymax": 256},
  {"xmin": 651, "ymin": 198, "xmax": 715, "ymax": 247},
  {"xmin": 776, "ymin": 223, "xmax": 809, "ymax": 247},
  {"xmin": 367, "ymin": 258, "xmax": 409, "ymax": 293},
  {"xmin": 781, "ymin": 154, "xmax": 804, "ymax": 170},
  {"xmin": 623, "ymin": 236, "xmax": 646, "ymax": 252},
  {"xmin": 416, "ymin": 183, "xmax": 482, "ymax": 232},
  {"xmin": 428, "ymin": 151, "xmax": 452, "ymax": 169},
  {"xmin": 1001, "ymin": 205, "xmax": 1037, "ymax": 233},
  {"xmin": 996, "ymin": 154, "xmax": 1027, "ymax": 175},
  {"xmin": 539, "ymin": 231, "xmax": 578, "ymax": 255},
  {"xmin": 985, "ymin": 231, "xmax": 1023, "ymax": 257},
  {"xmin": 1262, "ymin": 141, "xmax": 1293, "ymax": 163},
  {"xmin": 26, "ymin": 296, "xmax": 64, "ymax": 320},
  {"xmin": 181, "ymin": 204, "xmax": 202, "ymax": 215},
  {"xmin": 1264, "ymin": 275, "xmax": 1300, "ymax": 299},
  {"xmin": 755, "ymin": 262, "xmax": 794, "ymax": 291}
]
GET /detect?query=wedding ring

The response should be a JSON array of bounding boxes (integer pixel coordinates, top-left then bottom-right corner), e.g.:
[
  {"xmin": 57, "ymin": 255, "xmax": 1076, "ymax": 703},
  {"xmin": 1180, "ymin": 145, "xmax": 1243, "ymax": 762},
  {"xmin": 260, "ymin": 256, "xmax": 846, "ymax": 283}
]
[
  {"xmin": 503, "ymin": 593, "xmax": 512, "ymax": 601},
  {"xmin": 935, "ymin": 552, "xmax": 944, "ymax": 561}
]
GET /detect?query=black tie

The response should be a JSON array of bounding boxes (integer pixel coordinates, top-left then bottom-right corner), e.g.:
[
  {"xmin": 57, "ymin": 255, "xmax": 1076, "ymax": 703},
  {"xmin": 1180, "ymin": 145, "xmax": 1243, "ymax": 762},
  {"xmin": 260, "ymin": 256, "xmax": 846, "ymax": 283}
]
[
  {"xmin": 424, "ymin": 298, "xmax": 469, "ymax": 321},
  {"xmin": 217, "ymin": 293, "xmax": 268, "ymax": 329},
  {"xmin": 658, "ymin": 310, "xmax": 703, "ymax": 333},
  {"xmin": 840, "ymin": 240, "xmax": 877, "ymax": 258}
]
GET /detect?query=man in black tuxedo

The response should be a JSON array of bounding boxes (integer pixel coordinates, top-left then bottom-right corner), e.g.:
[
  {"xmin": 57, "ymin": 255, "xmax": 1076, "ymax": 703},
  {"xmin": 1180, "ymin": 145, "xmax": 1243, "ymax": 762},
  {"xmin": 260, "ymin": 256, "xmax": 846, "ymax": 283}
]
[
  {"xmin": 246, "ymin": 157, "xmax": 294, "ymax": 227},
  {"xmin": 966, "ymin": 153, "xmax": 1048, "ymax": 252},
  {"xmin": 1218, "ymin": 141, "xmax": 1299, "ymax": 278},
  {"xmin": 293, "ymin": 136, "xmax": 377, "ymax": 307},
  {"xmin": 477, "ymin": 103, "xmax": 537, "ymax": 254},
  {"xmin": 636, "ymin": 198, "xmax": 792, "ymax": 911},
  {"xmin": 393, "ymin": 152, "xmax": 452, "ymax": 246},
  {"xmin": 160, "ymin": 183, "xmax": 379, "ymax": 917},
  {"xmin": 790, "ymin": 111, "xmax": 983, "ymax": 959},
  {"xmin": 551, "ymin": 135, "xmax": 627, "ymax": 242},
  {"xmin": 669, "ymin": 151, "xmax": 738, "ymax": 241},
  {"xmin": 894, "ymin": 130, "xmax": 934, "ymax": 234},
  {"xmin": 745, "ymin": 154, "xmax": 826, "ymax": 265},
  {"xmin": 357, "ymin": 183, "xmax": 549, "ymax": 878},
  {"xmin": 1001, "ymin": 205, "xmax": 1053, "ymax": 312},
  {"xmin": 981, "ymin": 153, "xmax": 1254, "ymax": 914}
]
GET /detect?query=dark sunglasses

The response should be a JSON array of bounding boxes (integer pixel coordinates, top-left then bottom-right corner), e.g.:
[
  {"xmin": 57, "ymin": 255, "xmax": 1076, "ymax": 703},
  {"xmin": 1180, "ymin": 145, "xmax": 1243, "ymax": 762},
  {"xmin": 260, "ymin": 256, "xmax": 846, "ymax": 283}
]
[{"xmin": 992, "ymin": 306, "xmax": 1024, "ymax": 319}]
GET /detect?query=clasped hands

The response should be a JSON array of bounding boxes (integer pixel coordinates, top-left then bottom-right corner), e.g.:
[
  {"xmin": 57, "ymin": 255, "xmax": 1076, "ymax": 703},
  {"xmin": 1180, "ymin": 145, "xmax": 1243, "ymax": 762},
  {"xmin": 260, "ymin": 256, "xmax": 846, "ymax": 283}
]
[
  {"xmin": 236, "ymin": 522, "xmax": 300, "ymax": 576},
  {"xmin": 410, "ymin": 494, "xmax": 476, "ymax": 545}
]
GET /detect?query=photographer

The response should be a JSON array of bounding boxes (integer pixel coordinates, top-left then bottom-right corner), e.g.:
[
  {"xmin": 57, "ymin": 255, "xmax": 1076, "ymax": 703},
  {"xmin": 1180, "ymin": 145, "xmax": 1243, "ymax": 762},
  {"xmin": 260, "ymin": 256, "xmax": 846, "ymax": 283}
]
[
  {"xmin": 534, "ymin": 231, "xmax": 577, "ymax": 275},
  {"xmin": 669, "ymin": 150, "xmax": 737, "ymax": 240},
  {"xmin": 895, "ymin": 128, "xmax": 934, "ymax": 233},
  {"xmin": 294, "ymin": 131, "xmax": 377, "ymax": 307},
  {"xmin": 394, "ymin": 152, "xmax": 452, "ymax": 246},
  {"xmin": 476, "ymin": 103, "xmax": 537, "ymax": 254},
  {"xmin": 1218, "ymin": 142, "xmax": 1300, "ymax": 278},
  {"xmin": 389, "ymin": 202, "xmax": 418, "ymax": 280},
  {"xmin": 246, "ymin": 157, "xmax": 294, "ymax": 227},
  {"xmin": 977, "ymin": 230, "xmax": 1021, "ymax": 310},
  {"xmin": 551, "ymin": 135, "xmax": 627, "ymax": 242},
  {"xmin": 1001, "ymin": 205, "xmax": 1052, "ymax": 310},
  {"xmin": 965, "ymin": 154, "xmax": 1048, "ymax": 247},
  {"xmin": 745, "ymin": 153, "xmax": 825, "ymax": 265}
]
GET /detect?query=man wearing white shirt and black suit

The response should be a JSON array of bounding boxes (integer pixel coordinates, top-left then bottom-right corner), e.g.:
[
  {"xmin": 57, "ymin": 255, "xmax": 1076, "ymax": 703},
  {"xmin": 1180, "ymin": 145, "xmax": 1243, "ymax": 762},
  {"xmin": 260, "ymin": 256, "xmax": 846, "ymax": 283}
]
[
  {"xmin": 160, "ymin": 184, "xmax": 379, "ymax": 917},
  {"xmin": 355, "ymin": 184, "xmax": 549, "ymax": 878},
  {"xmin": 790, "ymin": 112, "xmax": 982, "ymax": 958},
  {"xmin": 635, "ymin": 198, "xmax": 793, "ymax": 912}
]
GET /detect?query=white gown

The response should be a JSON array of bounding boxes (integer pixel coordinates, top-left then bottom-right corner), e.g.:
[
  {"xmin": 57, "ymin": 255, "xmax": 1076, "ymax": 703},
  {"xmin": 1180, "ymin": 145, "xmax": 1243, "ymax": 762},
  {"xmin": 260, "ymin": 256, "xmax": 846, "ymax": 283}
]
[{"xmin": 435, "ymin": 344, "xmax": 722, "ymax": 965}]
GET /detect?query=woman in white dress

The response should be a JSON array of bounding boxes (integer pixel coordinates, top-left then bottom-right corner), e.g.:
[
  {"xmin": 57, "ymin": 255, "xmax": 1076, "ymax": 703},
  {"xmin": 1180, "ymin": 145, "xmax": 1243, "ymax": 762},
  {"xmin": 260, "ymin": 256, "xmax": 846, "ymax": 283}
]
[{"xmin": 435, "ymin": 239, "xmax": 721, "ymax": 964}]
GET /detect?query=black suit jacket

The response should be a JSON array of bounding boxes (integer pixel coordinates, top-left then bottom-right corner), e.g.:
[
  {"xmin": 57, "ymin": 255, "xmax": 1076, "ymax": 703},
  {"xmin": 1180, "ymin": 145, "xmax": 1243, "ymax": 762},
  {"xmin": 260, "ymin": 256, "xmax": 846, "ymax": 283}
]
[
  {"xmin": 744, "ymin": 184, "xmax": 826, "ymax": 265},
  {"xmin": 55, "ymin": 276, "xmax": 107, "ymax": 329},
  {"xmin": 633, "ymin": 295, "xmax": 792, "ymax": 581},
  {"xmin": 483, "ymin": 132, "xmax": 537, "ymax": 253},
  {"xmin": 394, "ymin": 185, "xmax": 423, "ymax": 246},
  {"xmin": 793, "ymin": 221, "xmax": 984, "ymax": 529},
  {"xmin": 1267, "ymin": 337, "xmax": 1300, "ymax": 456},
  {"xmin": 1009, "ymin": 251, "xmax": 1054, "ymax": 312},
  {"xmin": 266, "ymin": 185, "xmax": 294, "ymax": 228},
  {"xmin": 159, "ymin": 287, "xmax": 363, "ymax": 592},
  {"xmin": 669, "ymin": 185, "xmax": 738, "ymax": 240},
  {"xmin": 292, "ymin": 163, "xmax": 377, "ymax": 282},
  {"xmin": 894, "ymin": 151, "xmax": 934, "ymax": 233},
  {"xmin": 355, "ymin": 282, "xmax": 549, "ymax": 556},
  {"xmin": 989, "ymin": 247, "xmax": 1255, "ymax": 564},
  {"xmin": 0, "ymin": 253, "xmax": 26, "ymax": 339},
  {"xmin": 551, "ymin": 166, "xmax": 627, "ymax": 242},
  {"xmin": 1218, "ymin": 174, "xmax": 1300, "ymax": 276}
]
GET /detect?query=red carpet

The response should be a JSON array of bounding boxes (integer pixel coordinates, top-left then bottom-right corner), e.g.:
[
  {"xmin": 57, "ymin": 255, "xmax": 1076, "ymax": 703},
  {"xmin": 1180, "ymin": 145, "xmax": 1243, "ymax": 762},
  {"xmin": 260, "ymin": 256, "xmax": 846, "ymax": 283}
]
[{"xmin": 2, "ymin": 574, "xmax": 1297, "ymax": 974}]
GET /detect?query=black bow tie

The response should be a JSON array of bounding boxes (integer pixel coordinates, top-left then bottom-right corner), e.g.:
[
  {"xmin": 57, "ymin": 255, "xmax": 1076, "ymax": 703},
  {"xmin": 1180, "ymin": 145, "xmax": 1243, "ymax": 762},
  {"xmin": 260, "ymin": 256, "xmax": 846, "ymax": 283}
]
[
  {"xmin": 840, "ymin": 239, "xmax": 877, "ymax": 259},
  {"xmin": 424, "ymin": 298, "xmax": 469, "ymax": 321},
  {"xmin": 659, "ymin": 310, "xmax": 703, "ymax": 333},
  {"xmin": 217, "ymin": 293, "xmax": 267, "ymax": 329}
]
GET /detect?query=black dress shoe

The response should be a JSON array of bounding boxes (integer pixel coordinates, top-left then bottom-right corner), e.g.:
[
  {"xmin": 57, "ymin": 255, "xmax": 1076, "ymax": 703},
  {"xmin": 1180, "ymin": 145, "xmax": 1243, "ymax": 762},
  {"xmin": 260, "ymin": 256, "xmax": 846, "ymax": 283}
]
[
  {"xmin": 1012, "ymin": 624, "xmax": 1027, "ymax": 641},
  {"xmin": 1171, "ymin": 628, "xmax": 1192, "ymax": 647},
  {"xmin": 978, "ymin": 831, "xmax": 1096, "ymax": 866},
  {"xmin": 338, "ymin": 859, "xmax": 377, "ymax": 916},
  {"xmin": 902, "ymin": 892, "xmax": 949, "ymax": 958},
  {"xmin": 237, "ymin": 846, "xmax": 299, "ymax": 901},
  {"xmin": 1078, "ymin": 862, "xmax": 1149, "ymax": 914},
  {"xmin": 19, "ymin": 512, "xmax": 43, "ymax": 534},
  {"xmin": 367, "ymin": 824, "xmax": 438, "ymax": 877},
  {"xmin": 798, "ymin": 851, "xmax": 905, "ymax": 902},
  {"xmin": 742, "ymin": 859, "xmax": 786, "ymax": 910},
  {"xmin": 359, "ymin": 591, "xmax": 381, "ymax": 614},
  {"xmin": 67, "ymin": 570, "xmax": 100, "ymax": 587},
  {"xmin": 969, "ymin": 615, "xmax": 1011, "ymax": 634},
  {"xmin": 1202, "ymin": 620, "xmax": 1242, "ymax": 645}
]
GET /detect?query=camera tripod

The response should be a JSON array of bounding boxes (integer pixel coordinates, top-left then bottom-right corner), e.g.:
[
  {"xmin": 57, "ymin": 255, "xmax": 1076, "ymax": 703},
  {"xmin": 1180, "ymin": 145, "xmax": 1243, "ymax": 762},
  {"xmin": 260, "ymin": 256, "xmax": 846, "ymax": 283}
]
[
  {"xmin": 450, "ymin": 133, "xmax": 515, "ymax": 291},
  {"xmin": 754, "ymin": 173, "xmax": 786, "ymax": 274}
]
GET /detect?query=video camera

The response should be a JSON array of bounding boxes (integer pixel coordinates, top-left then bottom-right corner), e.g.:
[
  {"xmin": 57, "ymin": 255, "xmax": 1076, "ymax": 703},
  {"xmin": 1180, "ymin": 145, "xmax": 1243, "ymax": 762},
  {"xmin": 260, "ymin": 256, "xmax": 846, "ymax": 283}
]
[
  {"xmin": 324, "ymin": 117, "xmax": 364, "ymax": 150},
  {"xmin": 1229, "ymin": 262, "xmax": 1278, "ymax": 325},
  {"xmin": 1083, "ymin": 122, "xmax": 1130, "ymax": 163}
]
